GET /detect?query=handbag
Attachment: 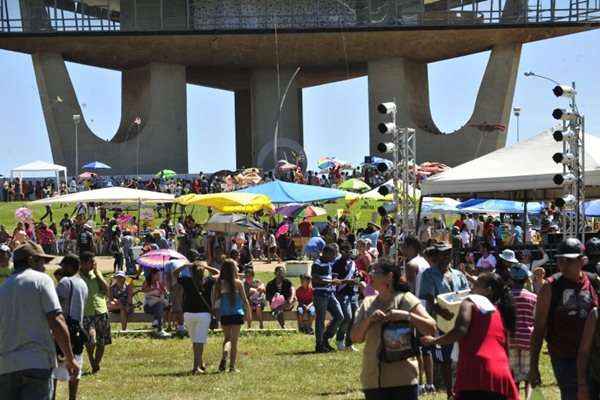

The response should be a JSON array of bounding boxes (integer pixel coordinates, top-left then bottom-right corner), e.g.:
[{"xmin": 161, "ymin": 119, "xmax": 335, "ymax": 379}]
[
  {"xmin": 56, "ymin": 278, "xmax": 89, "ymax": 359},
  {"xmin": 378, "ymin": 293, "xmax": 419, "ymax": 363}
]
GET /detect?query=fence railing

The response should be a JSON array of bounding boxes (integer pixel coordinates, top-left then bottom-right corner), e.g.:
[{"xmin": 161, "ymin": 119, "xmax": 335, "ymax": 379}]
[{"xmin": 1, "ymin": 0, "xmax": 599, "ymax": 33}]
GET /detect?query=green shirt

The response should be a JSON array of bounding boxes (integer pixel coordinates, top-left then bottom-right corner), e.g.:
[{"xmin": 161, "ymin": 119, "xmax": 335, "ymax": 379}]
[
  {"xmin": 82, "ymin": 273, "xmax": 108, "ymax": 316},
  {"xmin": 0, "ymin": 265, "xmax": 13, "ymax": 286}
]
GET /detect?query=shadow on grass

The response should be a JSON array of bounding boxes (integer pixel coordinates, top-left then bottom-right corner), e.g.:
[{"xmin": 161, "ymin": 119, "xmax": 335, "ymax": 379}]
[
  {"xmin": 140, "ymin": 370, "xmax": 195, "ymax": 378},
  {"xmin": 317, "ymin": 389, "xmax": 362, "ymax": 397},
  {"xmin": 274, "ymin": 350, "xmax": 316, "ymax": 356}
]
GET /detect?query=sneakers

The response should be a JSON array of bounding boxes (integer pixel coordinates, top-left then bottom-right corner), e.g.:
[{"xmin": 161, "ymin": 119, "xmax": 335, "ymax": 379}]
[
  {"xmin": 336, "ymin": 341, "xmax": 346, "ymax": 351},
  {"xmin": 155, "ymin": 329, "xmax": 171, "ymax": 339},
  {"xmin": 322, "ymin": 341, "xmax": 336, "ymax": 353},
  {"xmin": 426, "ymin": 384, "xmax": 437, "ymax": 393}
]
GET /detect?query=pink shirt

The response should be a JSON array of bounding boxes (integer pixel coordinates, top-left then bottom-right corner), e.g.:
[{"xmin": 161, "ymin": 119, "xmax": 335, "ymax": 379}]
[{"xmin": 510, "ymin": 288, "xmax": 537, "ymax": 350}]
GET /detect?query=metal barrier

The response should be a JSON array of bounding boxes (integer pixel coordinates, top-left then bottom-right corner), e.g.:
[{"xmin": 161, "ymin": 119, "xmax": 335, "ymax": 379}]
[{"xmin": 1, "ymin": 0, "xmax": 599, "ymax": 34}]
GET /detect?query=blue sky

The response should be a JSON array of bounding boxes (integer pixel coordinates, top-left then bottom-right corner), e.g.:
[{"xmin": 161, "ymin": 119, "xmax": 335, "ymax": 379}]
[{"xmin": 0, "ymin": 29, "xmax": 599, "ymax": 176}]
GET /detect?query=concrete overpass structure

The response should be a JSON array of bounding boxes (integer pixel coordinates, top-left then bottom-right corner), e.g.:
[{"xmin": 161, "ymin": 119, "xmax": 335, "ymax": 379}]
[{"xmin": 0, "ymin": 0, "xmax": 599, "ymax": 174}]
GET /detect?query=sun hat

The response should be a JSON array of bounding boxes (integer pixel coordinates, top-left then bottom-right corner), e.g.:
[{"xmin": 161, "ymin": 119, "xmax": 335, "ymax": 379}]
[
  {"xmin": 510, "ymin": 263, "xmax": 532, "ymax": 281},
  {"xmin": 499, "ymin": 249, "xmax": 518, "ymax": 264},
  {"xmin": 13, "ymin": 241, "xmax": 54, "ymax": 264}
]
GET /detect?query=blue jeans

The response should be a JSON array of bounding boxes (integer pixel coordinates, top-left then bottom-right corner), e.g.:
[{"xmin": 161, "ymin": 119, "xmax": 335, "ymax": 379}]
[
  {"xmin": 0, "ymin": 369, "xmax": 53, "ymax": 400},
  {"xmin": 144, "ymin": 301, "xmax": 165, "ymax": 329},
  {"xmin": 335, "ymin": 294, "xmax": 358, "ymax": 345},
  {"xmin": 313, "ymin": 291, "xmax": 343, "ymax": 347},
  {"xmin": 551, "ymin": 357, "xmax": 577, "ymax": 400},
  {"xmin": 125, "ymin": 250, "xmax": 135, "ymax": 275}
]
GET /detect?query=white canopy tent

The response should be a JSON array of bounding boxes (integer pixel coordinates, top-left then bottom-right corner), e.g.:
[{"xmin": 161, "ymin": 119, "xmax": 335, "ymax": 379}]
[
  {"xmin": 11, "ymin": 161, "xmax": 68, "ymax": 192},
  {"xmin": 30, "ymin": 187, "xmax": 175, "ymax": 205},
  {"xmin": 421, "ymin": 129, "xmax": 600, "ymax": 200}
]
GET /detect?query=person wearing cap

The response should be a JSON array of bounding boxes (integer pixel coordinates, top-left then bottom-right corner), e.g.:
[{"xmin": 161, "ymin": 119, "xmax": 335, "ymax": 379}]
[
  {"xmin": 79, "ymin": 251, "xmax": 111, "ymax": 374},
  {"xmin": 0, "ymin": 243, "xmax": 13, "ymax": 285},
  {"xmin": 296, "ymin": 274, "xmax": 315, "ymax": 335},
  {"xmin": 52, "ymin": 254, "xmax": 88, "ymax": 400},
  {"xmin": 0, "ymin": 242, "xmax": 79, "ymax": 399},
  {"xmin": 508, "ymin": 263, "xmax": 537, "ymax": 400},
  {"xmin": 530, "ymin": 238, "xmax": 600, "ymax": 400},
  {"xmin": 496, "ymin": 249, "xmax": 519, "ymax": 283},
  {"xmin": 107, "ymin": 271, "xmax": 133, "ymax": 331},
  {"xmin": 419, "ymin": 241, "xmax": 470, "ymax": 399}
]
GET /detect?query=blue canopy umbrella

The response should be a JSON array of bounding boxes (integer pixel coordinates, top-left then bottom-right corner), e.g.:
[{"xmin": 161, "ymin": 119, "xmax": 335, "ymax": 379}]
[
  {"xmin": 583, "ymin": 200, "xmax": 600, "ymax": 217},
  {"xmin": 238, "ymin": 180, "xmax": 348, "ymax": 204},
  {"xmin": 365, "ymin": 156, "xmax": 393, "ymax": 171},
  {"xmin": 82, "ymin": 161, "xmax": 111, "ymax": 170},
  {"xmin": 457, "ymin": 199, "xmax": 543, "ymax": 214}
]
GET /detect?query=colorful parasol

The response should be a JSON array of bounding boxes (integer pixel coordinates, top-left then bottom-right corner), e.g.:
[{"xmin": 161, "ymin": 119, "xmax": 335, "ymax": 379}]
[
  {"xmin": 176, "ymin": 192, "xmax": 273, "ymax": 214},
  {"xmin": 15, "ymin": 207, "xmax": 33, "ymax": 222},
  {"xmin": 275, "ymin": 223, "xmax": 289, "ymax": 238},
  {"xmin": 296, "ymin": 205, "xmax": 327, "ymax": 218},
  {"xmin": 78, "ymin": 172, "xmax": 97, "ymax": 180},
  {"xmin": 317, "ymin": 157, "xmax": 338, "ymax": 170},
  {"xmin": 156, "ymin": 169, "xmax": 177, "ymax": 180},
  {"xmin": 136, "ymin": 249, "xmax": 188, "ymax": 270},
  {"xmin": 338, "ymin": 178, "xmax": 371, "ymax": 192}
]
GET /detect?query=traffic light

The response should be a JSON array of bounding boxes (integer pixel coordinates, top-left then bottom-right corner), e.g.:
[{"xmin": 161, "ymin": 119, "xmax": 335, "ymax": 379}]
[{"xmin": 378, "ymin": 102, "xmax": 396, "ymax": 114}]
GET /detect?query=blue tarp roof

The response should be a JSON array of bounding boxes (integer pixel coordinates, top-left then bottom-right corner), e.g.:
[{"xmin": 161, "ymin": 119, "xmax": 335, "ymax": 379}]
[
  {"xmin": 457, "ymin": 199, "xmax": 543, "ymax": 214},
  {"xmin": 238, "ymin": 180, "xmax": 348, "ymax": 204},
  {"xmin": 583, "ymin": 200, "xmax": 600, "ymax": 217}
]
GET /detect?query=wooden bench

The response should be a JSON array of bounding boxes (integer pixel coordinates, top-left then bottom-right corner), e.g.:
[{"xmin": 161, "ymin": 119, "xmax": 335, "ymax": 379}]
[{"xmin": 109, "ymin": 310, "xmax": 329, "ymax": 324}]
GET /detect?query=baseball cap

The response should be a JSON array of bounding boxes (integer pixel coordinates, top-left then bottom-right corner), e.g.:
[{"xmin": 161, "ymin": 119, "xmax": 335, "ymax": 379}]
[
  {"xmin": 555, "ymin": 238, "xmax": 585, "ymax": 259},
  {"xmin": 428, "ymin": 242, "xmax": 452, "ymax": 253},
  {"xmin": 13, "ymin": 241, "xmax": 54, "ymax": 264},
  {"xmin": 114, "ymin": 271, "xmax": 126, "ymax": 278},
  {"xmin": 59, "ymin": 253, "xmax": 80, "ymax": 268},
  {"xmin": 510, "ymin": 263, "xmax": 532, "ymax": 281}
]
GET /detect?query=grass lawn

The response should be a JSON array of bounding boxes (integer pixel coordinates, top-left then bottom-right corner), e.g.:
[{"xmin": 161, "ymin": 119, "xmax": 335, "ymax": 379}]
[{"xmin": 52, "ymin": 331, "xmax": 562, "ymax": 400}]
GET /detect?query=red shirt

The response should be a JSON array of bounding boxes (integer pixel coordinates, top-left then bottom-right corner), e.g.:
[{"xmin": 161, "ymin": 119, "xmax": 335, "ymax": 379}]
[
  {"xmin": 455, "ymin": 307, "xmax": 519, "ymax": 400},
  {"xmin": 296, "ymin": 286, "xmax": 313, "ymax": 306},
  {"xmin": 510, "ymin": 288, "xmax": 537, "ymax": 350},
  {"xmin": 454, "ymin": 219, "xmax": 465, "ymax": 230},
  {"xmin": 355, "ymin": 253, "xmax": 372, "ymax": 273},
  {"xmin": 298, "ymin": 221, "xmax": 312, "ymax": 237}
]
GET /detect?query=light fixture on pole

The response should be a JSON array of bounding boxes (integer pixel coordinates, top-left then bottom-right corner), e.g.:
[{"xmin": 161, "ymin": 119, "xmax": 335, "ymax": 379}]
[
  {"xmin": 72, "ymin": 114, "xmax": 81, "ymax": 177},
  {"xmin": 134, "ymin": 117, "xmax": 142, "ymax": 177},
  {"xmin": 513, "ymin": 107, "xmax": 521, "ymax": 142},
  {"xmin": 377, "ymin": 100, "xmax": 417, "ymax": 273}
]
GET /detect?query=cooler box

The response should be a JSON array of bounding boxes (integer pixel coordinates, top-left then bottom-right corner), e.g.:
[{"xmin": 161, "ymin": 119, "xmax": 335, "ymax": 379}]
[
  {"xmin": 285, "ymin": 261, "xmax": 312, "ymax": 277},
  {"xmin": 436, "ymin": 290, "xmax": 470, "ymax": 333}
]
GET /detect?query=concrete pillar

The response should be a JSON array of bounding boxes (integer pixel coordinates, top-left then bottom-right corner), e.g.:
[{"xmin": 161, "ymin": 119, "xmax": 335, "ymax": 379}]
[
  {"xmin": 32, "ymin": 53, "xmax": 188, "ymax": 174},
  {"xmin": 235, "ymin": 68, "xmax": 305, "ymax": 171},
  {"xmin": 368, "ymin": 43, "xmax": 521, "ymax": 166}
]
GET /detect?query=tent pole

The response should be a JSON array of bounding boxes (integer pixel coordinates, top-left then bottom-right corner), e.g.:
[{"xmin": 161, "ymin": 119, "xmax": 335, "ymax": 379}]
[
  {"xmin": 523, "ymin": 191, "xmax": 528, "ymax": 244},
  {"xmin": 415, "ymin": 195, "xmax": 424, "ymax": 240},
  {"xmin": 137, "ymin": 198, "xmax": 141, "ymax": 238}
]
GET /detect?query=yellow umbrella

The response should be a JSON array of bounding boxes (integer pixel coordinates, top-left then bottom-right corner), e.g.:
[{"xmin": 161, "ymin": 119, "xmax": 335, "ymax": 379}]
[
  {"xmin": 176, "ymin": 192, "xmax": 273, "ymax": 214},
  {"xmin": 339, "ymin": 178, "xmax": 371, "ymax": 192}
]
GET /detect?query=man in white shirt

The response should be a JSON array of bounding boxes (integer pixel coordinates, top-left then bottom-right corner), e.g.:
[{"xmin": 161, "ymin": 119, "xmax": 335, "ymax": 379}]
[
  {"xmin": 465, "ymin": 214, "xmax": 477, "ymax": 235},
  {"xmin": 476, "ymin": 242, "xmax": 497, "ymax": 271}
]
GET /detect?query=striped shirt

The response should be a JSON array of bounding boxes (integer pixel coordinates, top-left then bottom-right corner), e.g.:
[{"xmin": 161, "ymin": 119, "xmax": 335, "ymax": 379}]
[{"xmin": 510, "ymin": 288, "xmax": 537, "ymax": 350}]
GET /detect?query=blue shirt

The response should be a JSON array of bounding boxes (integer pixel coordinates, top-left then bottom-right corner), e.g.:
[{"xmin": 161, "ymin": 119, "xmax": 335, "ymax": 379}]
[
  {"xmin": 312, "ymin": 258, "xmax": 334, "ymax": 294},
  {"xmin": 419, "ymin": 266, "xmax": 469, "ymax": 313},
  {"xmin": 305, "ymin": 237, "xmax": 326, "ymax": 257}
]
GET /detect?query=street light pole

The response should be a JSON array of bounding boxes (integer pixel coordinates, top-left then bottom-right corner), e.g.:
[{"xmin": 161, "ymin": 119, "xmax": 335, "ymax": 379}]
[
  {"xmin": 72, "ymin": 114, "xmax": 81, "ymax": 177},
  {"xmin": 513, "ymin": 107, "xmax": 521, "ymax": 142}
]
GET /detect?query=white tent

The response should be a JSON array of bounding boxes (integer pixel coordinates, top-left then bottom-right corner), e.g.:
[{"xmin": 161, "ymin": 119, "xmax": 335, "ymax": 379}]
[
  {"xmin": 11, "ymin": 161, "xmax": 68, "ymax": 191},
  {"xmin": 421, "ymin": 129, "xmax": 600, "ymax": 200},
  {"xmin": 30, "ymin": 187, "xmax": 175, "ymax": 205}
]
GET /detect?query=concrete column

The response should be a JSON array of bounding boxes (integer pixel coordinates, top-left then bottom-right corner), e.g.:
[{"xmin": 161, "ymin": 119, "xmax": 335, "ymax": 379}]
[
  {"xmin": 32, "ymin": 53, "xmax": 188, "ymax": 174},
  {"xmin": 367, "ymin": 44, "xmax": 521, "ymax": 166},
  {"xmin": 235, "ymin": 68, "xmax": 304, "ymax": 170},
  {"xmin": 235, "ymin": 89, "xmax": 253, "ymax": 169}
]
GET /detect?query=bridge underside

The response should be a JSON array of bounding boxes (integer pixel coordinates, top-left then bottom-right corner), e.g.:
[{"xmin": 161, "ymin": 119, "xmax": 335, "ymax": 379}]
[{"xmin": 0, "ymin": 24, "xmax": 591, "ymax": 90}]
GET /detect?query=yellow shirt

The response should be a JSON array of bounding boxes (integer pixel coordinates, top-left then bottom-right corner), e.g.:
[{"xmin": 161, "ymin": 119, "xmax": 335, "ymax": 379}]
[{"xmin": 355, "ymin": 291, "xmax": 421, "ymax": 390}]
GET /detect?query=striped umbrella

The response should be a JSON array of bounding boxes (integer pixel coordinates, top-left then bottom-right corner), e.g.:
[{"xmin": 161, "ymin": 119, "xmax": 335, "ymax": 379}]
[{"xmin": 136, "ymin": 249, "xmax": 188, "ymax": 270}]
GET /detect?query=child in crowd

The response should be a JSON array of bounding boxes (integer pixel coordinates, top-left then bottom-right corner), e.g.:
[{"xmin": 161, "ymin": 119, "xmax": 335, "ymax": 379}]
[
  {"xmin": 108, "ymin": 271, "xmax": 134, "ymax": 331},
  {"xmin": 243, "ymin": 266, "xmax": 266, "ymax": 329},
  {"xmin": 296, "ymin": 274, "xmax": 315, "ymax": 334}
]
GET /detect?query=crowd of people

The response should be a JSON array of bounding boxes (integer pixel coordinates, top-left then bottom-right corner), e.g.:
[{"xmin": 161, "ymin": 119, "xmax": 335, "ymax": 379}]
[{"xmin": 4, "ymin": 196, "xmax": 600, "ymax": 400}]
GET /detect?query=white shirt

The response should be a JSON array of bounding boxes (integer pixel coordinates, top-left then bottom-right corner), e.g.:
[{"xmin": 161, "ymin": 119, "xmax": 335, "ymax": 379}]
[
  {"xmin": 460, "ymin": 231, "xmax": 471, "ymax": 246},
  {"xmin": 410, "ymin": 255, "xmax": 431, "ymax": 298},
  {"xmin": 476, "ymin": 254, "xmax": 497, "ymax": 270},
  {"xmin": 465, "ymin": 218, "xmax": 477, "ymax": 233}
]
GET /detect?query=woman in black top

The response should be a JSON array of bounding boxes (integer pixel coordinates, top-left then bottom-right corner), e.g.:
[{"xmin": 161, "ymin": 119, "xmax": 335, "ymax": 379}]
[{"xmin": 173, "ymin": 261, "xmax": 219, "ymax": 374}]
